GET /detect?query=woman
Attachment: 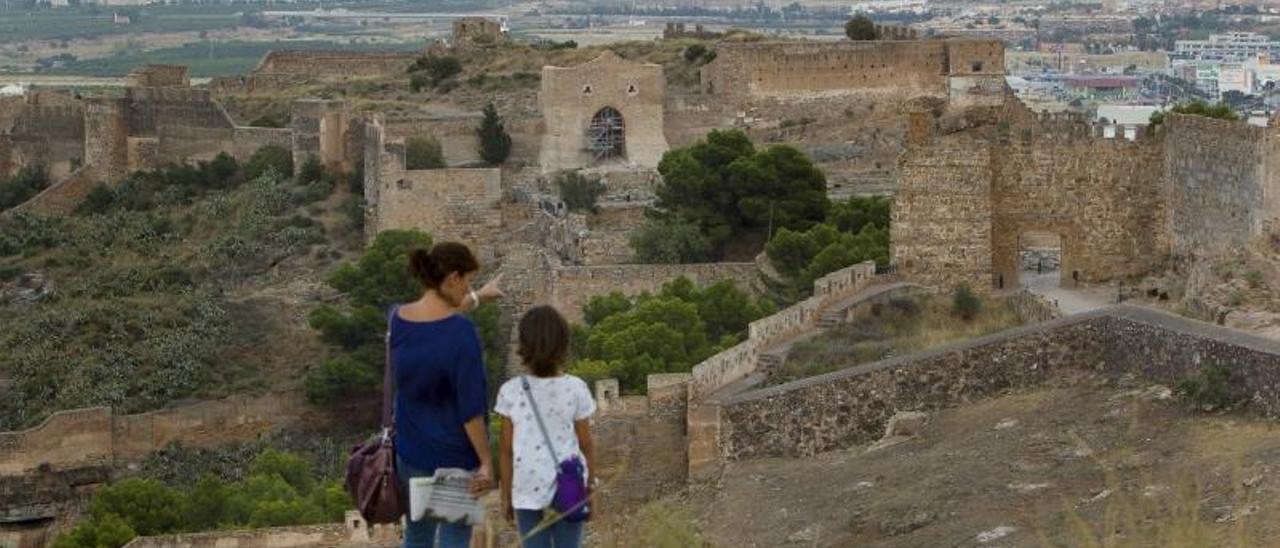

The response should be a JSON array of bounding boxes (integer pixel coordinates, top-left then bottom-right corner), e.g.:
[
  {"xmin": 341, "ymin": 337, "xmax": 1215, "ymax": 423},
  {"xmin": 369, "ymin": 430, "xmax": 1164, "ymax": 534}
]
[
  {"xmin": 495, "ymin": 306, "xmax": 597, "ymax": 548},
  {"xmin": 393, "ymin": 241, "xmax": 502, "ymax": 548}
]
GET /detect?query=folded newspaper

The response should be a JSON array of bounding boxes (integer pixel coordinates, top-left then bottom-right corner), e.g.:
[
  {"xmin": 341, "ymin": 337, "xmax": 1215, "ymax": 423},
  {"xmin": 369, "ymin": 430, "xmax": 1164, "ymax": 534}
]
[{"xmin": 409, "ymin": 468, "xmax": 485, "ymax": 525}]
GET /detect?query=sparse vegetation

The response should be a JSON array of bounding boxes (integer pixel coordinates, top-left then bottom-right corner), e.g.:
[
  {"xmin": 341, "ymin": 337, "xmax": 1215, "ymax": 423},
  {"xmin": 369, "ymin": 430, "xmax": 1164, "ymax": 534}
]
[
  {"xmin": 1148, "ymin": 99, "xmax": 1239, "ymax": 131},
  {"xmin": 1177, "ymin": 365, "xmax": 1246, "ymax": 410},
  {"xmin": 0, "ymin": 143, "xmax": 360, "ymax": 430},
  {"xmin": 952, "ymin": 284, "xmax": 982, "ymax": 321},
  {"xmin": 555, "ymin": 170, "xmax": 606, "ymax": 214},
  {"xmin": 0, "ymin": 163, "xmax": 51, "ymax": 212},
  {"xmin": 773, "ymin": 294, "xmax": 1020, "ymax": 386},
  {"xmin": 408, "ymin": 55, "xmax": 463, "ymax": 91}
]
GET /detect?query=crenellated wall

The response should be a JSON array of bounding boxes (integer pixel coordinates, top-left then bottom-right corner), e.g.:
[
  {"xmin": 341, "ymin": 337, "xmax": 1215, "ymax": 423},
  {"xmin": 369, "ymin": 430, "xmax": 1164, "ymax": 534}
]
[{"xmin": 701, "ymin": 39, "xmax": 1003, "ymax": 100}]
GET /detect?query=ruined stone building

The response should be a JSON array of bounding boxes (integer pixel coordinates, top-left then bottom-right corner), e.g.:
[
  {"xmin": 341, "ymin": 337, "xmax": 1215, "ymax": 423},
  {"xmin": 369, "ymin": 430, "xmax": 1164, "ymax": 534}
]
[
  {"xmin": 539, "ymin": 51, "xmax": 669, "ymax": 172},
  {"xmin": 893, "ymin": 100, "xmax": 1280, "ymax": 292}
]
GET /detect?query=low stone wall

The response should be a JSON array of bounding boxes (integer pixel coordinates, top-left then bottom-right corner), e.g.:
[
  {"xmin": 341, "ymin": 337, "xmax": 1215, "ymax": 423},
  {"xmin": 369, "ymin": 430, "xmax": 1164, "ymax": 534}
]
[
  {"xmin": 0, "ymin": 390, "xmax": 311, "ymax": 477},
  {"xmin": 714, "ymin": 306, "xmax": 1280, "ymax": 462},
  {"xmin": 690, "ymin": 261, "xmax": 882, "ymax": 399},
  {"xmin": 15, "ymin": 164, "xmax": 99, "ymax": 214}
]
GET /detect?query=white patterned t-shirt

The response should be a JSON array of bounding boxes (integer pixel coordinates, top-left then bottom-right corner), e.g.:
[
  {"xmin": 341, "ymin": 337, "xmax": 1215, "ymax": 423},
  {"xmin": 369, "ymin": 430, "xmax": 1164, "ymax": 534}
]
[{"xmin": 493, "ymin": 374, "xmax": 597, "ymax": 511}]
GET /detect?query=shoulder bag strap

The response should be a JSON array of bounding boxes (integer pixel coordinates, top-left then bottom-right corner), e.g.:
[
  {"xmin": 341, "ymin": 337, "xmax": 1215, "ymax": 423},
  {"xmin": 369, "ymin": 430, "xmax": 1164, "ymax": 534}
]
[
  {"xmin": 521, "ymin": 376, "xmax": 561, "ymax": 464},
  {"xmin": 381, "ymin": 304, "xmax": 400, "ymax": 432}
]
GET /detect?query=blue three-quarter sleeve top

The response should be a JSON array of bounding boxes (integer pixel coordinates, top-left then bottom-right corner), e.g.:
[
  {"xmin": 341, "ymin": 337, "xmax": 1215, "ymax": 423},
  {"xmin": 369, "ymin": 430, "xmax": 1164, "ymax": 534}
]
[{"xmin": 391, "ymin": 309, "xmax": 488, "ymax": 474}]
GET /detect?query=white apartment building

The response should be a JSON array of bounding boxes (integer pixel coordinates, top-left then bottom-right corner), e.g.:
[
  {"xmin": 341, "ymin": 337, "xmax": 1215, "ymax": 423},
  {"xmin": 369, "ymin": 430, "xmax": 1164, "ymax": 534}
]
[{"xmin": 1175, "ymin": 32, "xmax": 1280, "ymax": 61}]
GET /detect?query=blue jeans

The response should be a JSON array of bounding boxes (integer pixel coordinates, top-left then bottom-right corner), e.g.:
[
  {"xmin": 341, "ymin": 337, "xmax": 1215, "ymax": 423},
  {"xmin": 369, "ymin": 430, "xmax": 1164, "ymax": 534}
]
[
  {"xmin": 397, "ymin": 456, "xmax": 472, "ymax": 548},
  {"xmin": 515, "ymin": 509, "xmax": 583, "ymax": 548}
]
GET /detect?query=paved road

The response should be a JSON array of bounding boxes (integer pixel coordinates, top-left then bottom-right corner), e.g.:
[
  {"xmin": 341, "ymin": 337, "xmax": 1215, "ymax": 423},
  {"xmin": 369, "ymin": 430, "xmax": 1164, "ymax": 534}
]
[{"xmin": 1021, "ymin": 270, "xmax": 1117, "ymax": 315}]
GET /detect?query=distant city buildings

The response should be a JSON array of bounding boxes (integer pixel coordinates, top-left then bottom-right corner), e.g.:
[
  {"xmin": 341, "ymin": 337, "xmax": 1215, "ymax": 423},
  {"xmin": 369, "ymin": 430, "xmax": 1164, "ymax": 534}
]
[{"xmin": 1174, "ymin": 32, "xmax": 1280, "ymax": 61}]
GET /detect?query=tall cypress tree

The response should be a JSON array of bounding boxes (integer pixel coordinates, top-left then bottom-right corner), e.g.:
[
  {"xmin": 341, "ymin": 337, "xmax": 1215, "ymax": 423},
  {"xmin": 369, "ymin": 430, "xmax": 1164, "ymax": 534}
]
[{"xmin": 477, "ymin": 102, "xmax": 512, "ymax": 165}]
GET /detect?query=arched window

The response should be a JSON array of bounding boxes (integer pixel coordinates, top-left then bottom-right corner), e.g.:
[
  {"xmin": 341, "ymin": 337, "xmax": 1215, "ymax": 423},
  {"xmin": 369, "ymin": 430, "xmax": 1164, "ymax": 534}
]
[{"xmin": 587, "ymin": 106, "xmax": 625, "ymax": 162}]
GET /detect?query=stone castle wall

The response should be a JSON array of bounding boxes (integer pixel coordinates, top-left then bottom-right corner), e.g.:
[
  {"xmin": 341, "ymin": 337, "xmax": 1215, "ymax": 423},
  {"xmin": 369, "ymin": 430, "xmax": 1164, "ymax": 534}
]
[
  {"xmin": 4, "ymin": 103, "xmax": 85, "ymax": 180},
  {"xmin": 364, "ymin": 115, "xmax": 504, "ymax": 250},
  {"xmin": 125, "ymin": 64, "xmax": 189, "ymax": 88},
  {"xmin": 539, "ymin": 51, "xmax": 668, "ymax": 172},
  {"xmin": 0, "ymin": 390, "xmax": 311, "ymax": 477},
  {"xmin": 373, "ymin": 167, "xmax": 504, "ymax": 251},
  {"xmin": 896, "ymin": 109, "xmax": 1167, "ymax": 291},
  {"xmin": 716, "ymin": 306, "xmax": 1280, "ymax": 461},
  {"xmin": 990, "ymin": 115, "xmax": 1166, "ymax": 288},
  {"xmin": 1164, "ymin": 114, "xmax": 1268, "ymax": 259},
  {"xmin": 701, "ymin": 39, "xmax": 1003, "ymax": 99},
  {"xmin": 892, "ymin": 132, "xmax": 994, "ymax": 290}
]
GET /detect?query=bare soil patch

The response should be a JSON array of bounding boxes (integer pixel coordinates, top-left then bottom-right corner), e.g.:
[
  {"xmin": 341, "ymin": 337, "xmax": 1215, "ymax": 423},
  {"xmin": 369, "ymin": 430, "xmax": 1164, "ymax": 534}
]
[{"xmin": 684, "ymin": 378, "xmax": 1280, "ymax": 547}]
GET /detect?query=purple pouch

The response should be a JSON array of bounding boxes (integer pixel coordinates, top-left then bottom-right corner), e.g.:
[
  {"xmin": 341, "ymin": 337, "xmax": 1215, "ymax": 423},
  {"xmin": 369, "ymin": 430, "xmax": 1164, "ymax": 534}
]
[{"xmin": 552, "ymin": 455, "xmax": 589, "ymax": 522}]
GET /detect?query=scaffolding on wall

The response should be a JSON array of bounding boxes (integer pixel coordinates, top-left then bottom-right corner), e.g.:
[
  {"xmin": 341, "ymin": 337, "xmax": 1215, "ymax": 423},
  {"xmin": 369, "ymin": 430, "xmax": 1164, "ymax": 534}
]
[{"xmin": 586, "ymin": 107, "xmax": 625, "ymax": 162}]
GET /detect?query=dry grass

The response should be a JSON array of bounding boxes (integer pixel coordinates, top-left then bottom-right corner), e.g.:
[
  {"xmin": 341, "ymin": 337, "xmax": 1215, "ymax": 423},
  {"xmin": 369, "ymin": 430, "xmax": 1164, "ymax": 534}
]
[
  {"xmin": 773, "ymin": 294, "xmax": 1023, "ymax": 385},
  {"xmin": 1036, "ymin": 430, "xmax": 1258, "ymax": 548}
]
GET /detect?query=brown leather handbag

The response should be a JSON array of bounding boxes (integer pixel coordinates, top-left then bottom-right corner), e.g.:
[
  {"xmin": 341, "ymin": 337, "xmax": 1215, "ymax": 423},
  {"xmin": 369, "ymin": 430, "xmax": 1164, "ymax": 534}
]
[{"xmin": 345, "ymin": 305, "xmax": 403, "ymax": 523}]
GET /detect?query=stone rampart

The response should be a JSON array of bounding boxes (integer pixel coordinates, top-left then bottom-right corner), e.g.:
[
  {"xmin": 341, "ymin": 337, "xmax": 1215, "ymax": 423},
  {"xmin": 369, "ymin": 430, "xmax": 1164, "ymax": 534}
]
[
  {"xmin": 254, "ymin": 50, "xmax": 417, "ymax": 78},
  {"xmin": 4, "ymin": 103, "xmax": 84, "ymax": 180},
  {"xmin": 372, "ymin": 167, "xmax": 503, "ymax": 251},
  {"xmin": 1164, "ymin": 114, "xmax": 1268, "ymax": 259},
  {"xmin": 17, "ymin": 164, "xmax": 99, "ymax": 214},
  {"xmin": 714, "ymin": 306, "xmax": 1280, "ymax": 461},
  {"xmin": 0, "ymin": 407, "xmax": 113, "ymax": 476},
  {"xmin": 701, "ymin": 39, "xmax": 1003, "ymax": 100},
  {"xmin": 549, "ymin": 262, "xmax": 760, "ymax": 324},
  {"xmin": 126, "ymin": 64, "xmax": 189, "ymax": 88},
  {"xmin": 0, "ymin": 390, "xmax": 310, "ymax": 477},
  {"xmin": 690, "ymin": 262, "xmax": 879, "ymax": 399}
]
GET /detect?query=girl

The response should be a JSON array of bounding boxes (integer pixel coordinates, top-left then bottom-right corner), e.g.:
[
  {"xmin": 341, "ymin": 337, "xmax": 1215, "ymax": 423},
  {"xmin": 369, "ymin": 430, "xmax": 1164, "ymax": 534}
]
[
  {"xmin": 393, "ymin": 241, "xmax": 501, "ymax": 548},
  {"xmin": 495, "ymin": 306, "xmax": 598, "ymax": 548}
]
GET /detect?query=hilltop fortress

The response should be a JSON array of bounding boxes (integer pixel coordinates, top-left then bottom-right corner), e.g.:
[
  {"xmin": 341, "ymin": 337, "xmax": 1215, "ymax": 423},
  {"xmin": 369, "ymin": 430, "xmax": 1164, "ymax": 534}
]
[{"xmin": 5, "ymin": 29, "xmax": 1280, "ymax": 545}]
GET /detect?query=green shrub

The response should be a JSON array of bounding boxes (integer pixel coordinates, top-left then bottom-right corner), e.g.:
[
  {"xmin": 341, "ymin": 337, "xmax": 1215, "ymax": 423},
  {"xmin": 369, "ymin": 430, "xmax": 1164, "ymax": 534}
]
[
  {"xmin": 477, "ymin": 102, "xmax": 512, "ymax": 165},
  {"xmin": 76, "ymin": 184, "xmax": 116, "ymax": 216},
  {"xmin": 0, "ymin": 163, "xmax": 52, "ymax": 211},
  {"xmin": 296, "ymin": 155, "xmax": 324, "ymax": 186},
  {"xmin": 554, "ymin": 170, "xmax": 606, "ymax": 213},
  {"xmin": 88, "ymin": 478, "xmax": 185, "ymax": 536},
  {"xmin": 951, "ymin": 284, "xmax": 981, "ymax": 321},
  {"xmin": 1177, "ymin": 365, "xmax": 1245, "ymax": 410},
  {"xmin": 845, "ymin": 15, "xmax": 879, "ymax": 40},
  {"xmin": 51, "ymin": 512, "xmax": 137, "ymax": 548},
  {"xmin": 684, "ymin": 44, "xmax": 708, "ymax": 62},
  {"xmin": 406, "ymin": 136, "xmax": 446, "ymax": 169},
  {"xmin": 408, "ymin": 55, "xmax": 462, "ymax": 90},
  {"xmin": 304, "ymin": 355, "xmax": 379, "ymax": 404},
  {"xmin": 245, "ymin": 144, "xmax": 293, "ymax": 180},
  {"xmin": 630, "ymin": 217, "xmax": 715, "ymax": 264}
]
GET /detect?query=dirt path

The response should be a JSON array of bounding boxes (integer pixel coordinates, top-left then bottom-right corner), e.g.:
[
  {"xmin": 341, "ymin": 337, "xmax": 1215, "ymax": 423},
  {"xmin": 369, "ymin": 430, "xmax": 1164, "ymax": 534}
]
[{"xmin": 684, "ymin": 378, "xmax": 1280, "ymax": 547}]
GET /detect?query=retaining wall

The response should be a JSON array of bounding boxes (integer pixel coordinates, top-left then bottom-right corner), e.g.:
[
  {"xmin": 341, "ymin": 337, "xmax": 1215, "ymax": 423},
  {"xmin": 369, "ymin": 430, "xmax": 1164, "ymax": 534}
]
[{"xmin": 714, "ymin": 306, "xmax": 1280, "ymax": 462}]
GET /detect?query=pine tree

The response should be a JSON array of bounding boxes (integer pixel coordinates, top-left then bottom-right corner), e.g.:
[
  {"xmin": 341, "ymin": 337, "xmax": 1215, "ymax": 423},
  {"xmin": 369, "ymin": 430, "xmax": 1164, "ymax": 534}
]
[{"xmin": 477, "ymin": 102, "xmax": 512, "ymax": 165}]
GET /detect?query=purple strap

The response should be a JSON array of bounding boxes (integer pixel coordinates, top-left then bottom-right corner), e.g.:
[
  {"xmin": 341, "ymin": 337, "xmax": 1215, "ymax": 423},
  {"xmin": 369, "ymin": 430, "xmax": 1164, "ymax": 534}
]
[{"xmin": 382, "ymin": 304, "xmax": 399, "ymax": 429}]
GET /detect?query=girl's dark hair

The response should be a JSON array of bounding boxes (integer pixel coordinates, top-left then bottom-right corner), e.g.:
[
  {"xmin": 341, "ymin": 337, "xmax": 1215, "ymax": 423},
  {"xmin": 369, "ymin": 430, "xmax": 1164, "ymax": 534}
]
[
  {"xmin": 409, "ymin": 242, "xmax": 479, "ymax": 289},
  {"xmin": 518, "ymin": 306, "xmax": 570, "ymax": 378}
]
